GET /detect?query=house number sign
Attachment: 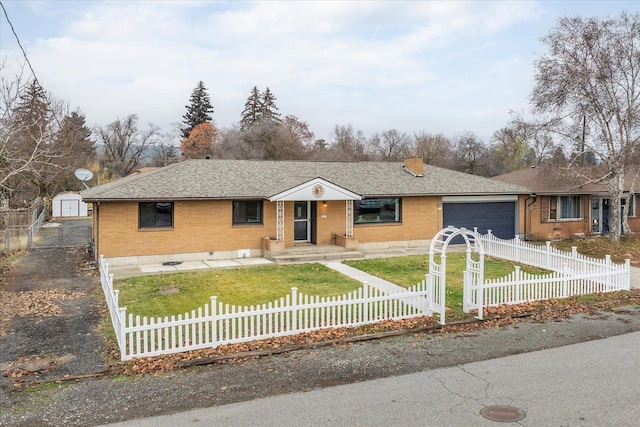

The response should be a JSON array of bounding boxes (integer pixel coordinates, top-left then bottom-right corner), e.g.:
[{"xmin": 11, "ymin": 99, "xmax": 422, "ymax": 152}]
[{"xmin": 312, "ymin": 184, "xmax": 325, "ymax": 198}]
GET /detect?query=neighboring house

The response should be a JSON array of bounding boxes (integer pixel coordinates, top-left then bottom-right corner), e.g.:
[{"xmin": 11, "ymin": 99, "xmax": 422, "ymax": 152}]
[
  {"xmin": 51, "ymin": 192, "xmax": 89, "ymax": 218},
  {"xmin": 493, "ymin": 166, "xmax": 640, "ymax": 240},
  {"xmin": 80, "ymin": 158, "xmax": 527, "ymax": 265}
]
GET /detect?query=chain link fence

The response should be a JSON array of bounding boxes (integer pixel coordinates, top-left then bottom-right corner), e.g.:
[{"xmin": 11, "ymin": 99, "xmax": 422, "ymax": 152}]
[{"xmin": 1, "ymin": 211, "xmax": 92, "ymax": 253}]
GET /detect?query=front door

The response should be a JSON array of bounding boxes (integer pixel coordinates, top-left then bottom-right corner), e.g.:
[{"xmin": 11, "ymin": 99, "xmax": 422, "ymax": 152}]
[
  {"xmin": 591, "ymin": 198, "xmax": 610, "ymax": 234},
  {"xmin": 294, "ymin": 201, "xmax": 311, "ymax": 242}
]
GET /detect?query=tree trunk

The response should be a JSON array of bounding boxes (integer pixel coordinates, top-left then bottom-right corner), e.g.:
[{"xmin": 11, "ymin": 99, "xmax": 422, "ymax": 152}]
[{"xmin": 608, "ymin": 171, "xmax": 624, "ymax": 242}]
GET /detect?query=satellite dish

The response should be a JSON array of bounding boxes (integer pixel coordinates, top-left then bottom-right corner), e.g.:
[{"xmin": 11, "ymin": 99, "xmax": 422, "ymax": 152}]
[
  {"xmin": 75, "ymin": 168, "xmax": 94, "ymax": 189},
  {"xmin": 75, "ymin": 168, "xmax": 94, "ymax": 182}
]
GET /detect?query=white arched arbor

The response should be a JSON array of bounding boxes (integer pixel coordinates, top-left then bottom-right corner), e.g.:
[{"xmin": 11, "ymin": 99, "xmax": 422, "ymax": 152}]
[{"xmin": 427, "ymin": 226, "xmax": 485, "ymax": 324}]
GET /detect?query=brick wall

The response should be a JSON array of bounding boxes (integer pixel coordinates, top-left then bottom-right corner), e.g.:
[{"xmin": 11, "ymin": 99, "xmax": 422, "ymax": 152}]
[
  {"xmin": 353, "ymin": 197, "xmax": 441, "ymax": 243},
  {"xmin": 96, "ymin": 197, "xmax": 444, "ymax": 258},
  {"xmin": 527, "ymin": 195, "xmax": 590, "ymax": 240},
  {"xmin": 98, "ymin": 200, "xmax": 276, "ymax": 258}
]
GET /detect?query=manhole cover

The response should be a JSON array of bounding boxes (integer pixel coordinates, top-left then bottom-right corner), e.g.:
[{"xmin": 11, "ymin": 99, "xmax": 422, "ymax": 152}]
[{"xmin": 480, "ymin": 405, "xmax": 526, "ymax": 422}]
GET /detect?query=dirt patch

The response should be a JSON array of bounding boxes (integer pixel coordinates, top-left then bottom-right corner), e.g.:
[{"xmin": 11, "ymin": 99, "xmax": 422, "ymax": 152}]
[{"xmin": 159, "ymin": 286, "xmax": 180, "ymax": 295}]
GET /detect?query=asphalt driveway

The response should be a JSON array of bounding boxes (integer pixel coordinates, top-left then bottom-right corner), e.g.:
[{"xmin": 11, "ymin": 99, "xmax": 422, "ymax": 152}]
[{"xmin": 0, "ymin": 246, "xmax": 107, "ymax": 386}]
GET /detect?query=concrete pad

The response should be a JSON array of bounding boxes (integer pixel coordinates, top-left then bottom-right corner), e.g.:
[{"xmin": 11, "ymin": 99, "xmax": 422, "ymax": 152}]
[
  {"xmin": 139, "ymin": 264, "xmax": 178, "ymax": 273},
  {"xmin": 174, "ymin": 262, "xmax": 211, "ymax": 271},
  {"xmin": 203, "ymin": 260, "xmax": 241, "ymax": 268},
  {"xmin": 233, "ymin": 257, "xmax": 273, "ymax": 266}
]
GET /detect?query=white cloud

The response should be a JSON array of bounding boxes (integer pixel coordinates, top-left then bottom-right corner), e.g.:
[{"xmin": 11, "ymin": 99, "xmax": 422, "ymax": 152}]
[{"xmin": 1, "ymin": 0, "xmax": 634, "ymax": 143}]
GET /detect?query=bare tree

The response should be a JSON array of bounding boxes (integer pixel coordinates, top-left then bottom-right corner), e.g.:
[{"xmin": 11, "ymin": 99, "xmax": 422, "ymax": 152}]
[
  {"xmin": 0, "ymin": 67, "xmax": 83, "ymax": 205},
  {"xmin": 217, "ymin": 122, "xmax": 308, "ymax": 160},
  {"xmin": 369, "ymin": 129, "xmax": 412, "ymax": 161},
  {"xmin": 412, "ymin": 131, "xmax": 455, "ymax": 168},
  {"xmin": 95, "ymin": 114, "xmax": 160, "ymax": 178},
  {"xmin": 150, "ymin": 129, "xmax": 180, "ymax": 167},
  {"xmin": 283, "ymin": 115, "xmax": 315, "ymax": 146},
  {"xmin": 488, "ymin": 126, "xmax": 533, "ymax": 175},
  {"xmin": 453, "ymin": 131, "xmax": 488, "ymax": 176},
  {"xmin": 329, "ymin": 124, "xmax": 370, "ymax": 161},
  {"xmin": 531, "ymin": 12, "xmax": 640, "ymax": 241}
]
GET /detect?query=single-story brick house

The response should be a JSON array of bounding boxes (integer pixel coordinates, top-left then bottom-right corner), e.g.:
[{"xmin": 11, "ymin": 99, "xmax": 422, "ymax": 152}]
[
  {"xmin": 81, "ymin": 158, "xmax": 528, "ymax": 265},
  {"xmin": 493, "ymin": 166, "xmax": 640, "ymax": 240}
]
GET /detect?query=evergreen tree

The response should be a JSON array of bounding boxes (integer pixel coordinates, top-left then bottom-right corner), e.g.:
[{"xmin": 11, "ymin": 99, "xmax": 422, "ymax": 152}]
[
  {"xmin": 259, "ymin": 87, "xmax": 281, "ymax": 124},
  {"xmin": 240, "ymin": 86, "xmax": 283, "ymax": 130},
  {"xmin": 49, "ymin": 112, "xmax": 96, "ymax": 194},
  {"xmin": 181, "ymin": 81, "xmax": 214, "ymax": 138},
  {"xmin": 11, "ymin": 81, "xmax": 52, "ymax": 144},
  {"xmin": 240, "ymin": 86, "xmax": 262, "ymax": 130}
]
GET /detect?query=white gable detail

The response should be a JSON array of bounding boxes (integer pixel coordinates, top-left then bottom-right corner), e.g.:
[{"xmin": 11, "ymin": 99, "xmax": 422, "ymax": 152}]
[{"xmin": 269, "ymin": 177, "xmax": 362, "ymax": 201}]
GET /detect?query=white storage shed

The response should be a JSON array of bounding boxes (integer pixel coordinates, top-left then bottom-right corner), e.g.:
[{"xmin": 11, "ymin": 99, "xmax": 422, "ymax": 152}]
[{"xmin": 52, "ymin": 192, "xmax": 89, "ymax": 217}]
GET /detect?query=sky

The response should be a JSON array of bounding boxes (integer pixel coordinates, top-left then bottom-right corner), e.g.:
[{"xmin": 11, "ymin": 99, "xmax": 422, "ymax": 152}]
[{"xmin": 1, "ymin": 0, "xmax": 638, "ymax": 145}]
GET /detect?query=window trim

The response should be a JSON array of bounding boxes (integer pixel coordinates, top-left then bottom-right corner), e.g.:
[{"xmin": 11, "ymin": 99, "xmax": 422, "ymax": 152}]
[
  {"xmin": 550, "ymin": 195, "xmax": 583, "ymax": 221},
  {"xmin": 354, "ymin": 198, "xmax": 402, "ymax": 225},
  {"xmin": 232, "ymin": 200, "xmax": 263, "ymax": 225},
  {"xmin": 138, "ymin": 202, "xmax": 174, "ymax": 229}
]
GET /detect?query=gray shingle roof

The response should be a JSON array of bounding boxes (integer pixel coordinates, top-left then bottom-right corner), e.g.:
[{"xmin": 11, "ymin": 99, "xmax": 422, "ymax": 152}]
[
  {"xmin": 492, "ymin": 165, "xmax": 628, "ymax": 195},
  {"xmin": 81, "ymin": 159, "xmax": 528, "ymax": 201}
]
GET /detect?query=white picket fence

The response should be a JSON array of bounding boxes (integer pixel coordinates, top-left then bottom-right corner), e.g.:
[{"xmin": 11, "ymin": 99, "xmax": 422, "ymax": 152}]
[
  {"xmin": 479, "ymin": 266, "xmax": 629, "ymax": 307},
  {"xmin": 468, "ymin": 231, "xmax": 630, "ymax": 310},
  {"xmin": 477, "ymin": 230, "xmax": 630, "ymax": 278},
  {"xmin": 99, "ymin": 256, "xmax": 431, "ymax": 361},
  {"xmin": 99, "ymin": 231, "xmax": 631, "ymax": 360}
]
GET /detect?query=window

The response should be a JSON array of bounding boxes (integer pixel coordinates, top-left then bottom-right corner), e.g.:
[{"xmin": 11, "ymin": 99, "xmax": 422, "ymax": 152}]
[
  {"xmin": 550, "ymin": 196, "xmax": 582, "ymax": 220},
  {"xmin": 139, "ymin": 202, "xmax": 173, "ymax": 228},
  {"xmin": 233, "ymin": 200, "xmax": 263, "ymax": 224},
  {"xmin": 354, "ymin": 198, "xmax": 401, "ymax": 224}
]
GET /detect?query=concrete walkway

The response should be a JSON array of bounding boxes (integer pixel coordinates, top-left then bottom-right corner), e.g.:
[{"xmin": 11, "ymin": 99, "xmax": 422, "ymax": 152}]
[
  {"xmin": 322, "ymin": 262, "xmax": 407, "ymax": 293},
  {"xmin": 108, "ymin": 257, "xmax": 275, "ymax": 279},
  {"xmin": 322, "ymin": 262, "xmax": 430, "ymax": 311},
  {"xmin": 106, "ymin": 247, "xmax": 433, "ymax": 279}
]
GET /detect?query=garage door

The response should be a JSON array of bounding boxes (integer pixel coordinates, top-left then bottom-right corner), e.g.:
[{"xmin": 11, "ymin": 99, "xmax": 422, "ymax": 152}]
[{"xmin": 443, "ymin": 201, "xmax": 516, "ymax": 240}]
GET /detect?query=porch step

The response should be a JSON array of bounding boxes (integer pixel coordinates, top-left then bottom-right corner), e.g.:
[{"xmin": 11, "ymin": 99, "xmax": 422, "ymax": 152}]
[
  {"xmin": 279, "ymin": 244, "xmax": 347, "ymax": 255},
  {"xmin": 272, "ymin": 250, "xmax": 364, "ymax": 263}
]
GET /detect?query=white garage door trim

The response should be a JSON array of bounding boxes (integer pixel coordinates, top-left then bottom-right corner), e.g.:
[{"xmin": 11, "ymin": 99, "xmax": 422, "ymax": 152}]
[{"xmin": 442, "ymin": 195, "xmax": 518, "ymax": 203}]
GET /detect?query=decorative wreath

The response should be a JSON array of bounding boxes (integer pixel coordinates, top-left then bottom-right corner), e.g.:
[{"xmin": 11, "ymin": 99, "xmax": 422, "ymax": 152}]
[{"xmin": 312, "ymin": 184, "xmax": 325, "ymax": 198}]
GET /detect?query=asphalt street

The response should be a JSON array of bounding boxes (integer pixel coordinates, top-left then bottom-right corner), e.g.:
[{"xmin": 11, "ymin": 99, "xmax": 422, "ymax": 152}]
[{"xmin": 102, "ymin": 331, "xmax": 640, "ymax": 427}]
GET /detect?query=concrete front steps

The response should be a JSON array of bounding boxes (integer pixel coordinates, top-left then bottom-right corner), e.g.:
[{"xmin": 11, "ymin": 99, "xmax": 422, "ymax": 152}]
[{"xmin": 271, "ymin": 244, "xmax": 364, "ymax": 263}]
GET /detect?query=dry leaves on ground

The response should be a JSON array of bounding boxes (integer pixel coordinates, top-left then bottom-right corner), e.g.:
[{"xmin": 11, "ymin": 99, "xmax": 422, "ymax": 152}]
[
  {"xmin": 0, "ymin": 289, "xmax": 85, "ymax": 336},
  {"xmin": 116, "ymin": 290, "xmax": 639, "ymax": 376}
]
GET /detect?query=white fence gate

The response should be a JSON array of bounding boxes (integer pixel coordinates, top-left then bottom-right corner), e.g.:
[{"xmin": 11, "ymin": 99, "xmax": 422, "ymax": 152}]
[
  {"xmin": 428, "ymin": 227, "xmax": 485, "ymax": 324},
  {"xmin": 427, "ymin": 227, "xmax": 630, "ymax": 323}
]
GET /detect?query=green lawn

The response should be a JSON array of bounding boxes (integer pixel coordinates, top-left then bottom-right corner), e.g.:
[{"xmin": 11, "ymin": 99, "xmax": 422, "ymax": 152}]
[
  {"xmin": 346, "ymin": 254, "xmax": 549, "ymax": 317},
  {"xmin": 114, "ymin": 263, "xmax": 363, "ymax": 317},
  {"xmin": 344, "ymin": 254, "xmax": 548, "ymax": 288},
  {"xmin": 115, "ymin": 253, "xmax": 548, "ymax": 319}
]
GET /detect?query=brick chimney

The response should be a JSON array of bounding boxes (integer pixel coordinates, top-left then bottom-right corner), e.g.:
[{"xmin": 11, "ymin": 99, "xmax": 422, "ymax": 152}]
[{"xmin": 403, "ymin": 156, "xmax": 424, "ymax": 177}]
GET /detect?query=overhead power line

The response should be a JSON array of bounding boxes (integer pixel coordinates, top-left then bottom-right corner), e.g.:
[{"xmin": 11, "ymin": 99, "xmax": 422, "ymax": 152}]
[{"xmin": 0, "ymin": 0, "xmax": 63, "ymax": 127}]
